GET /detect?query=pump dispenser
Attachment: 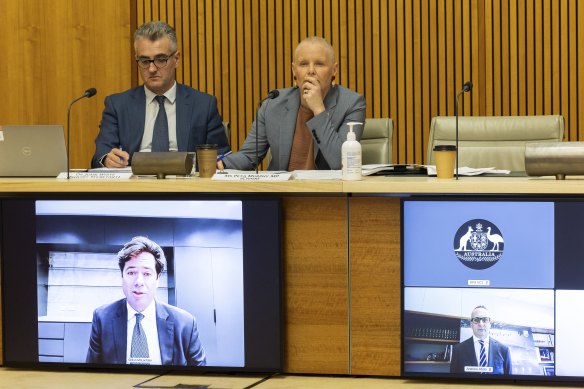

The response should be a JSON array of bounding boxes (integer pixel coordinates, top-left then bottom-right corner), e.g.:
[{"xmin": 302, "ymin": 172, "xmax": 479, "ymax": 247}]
[{"xmin": 342, "ymin": 121, "xmax": 363, "ymax": 181}]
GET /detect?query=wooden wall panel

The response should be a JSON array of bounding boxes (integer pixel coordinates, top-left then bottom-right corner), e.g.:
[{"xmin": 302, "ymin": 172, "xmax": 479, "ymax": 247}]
[
  {"xmin": 5, "ymin": 1, "xmax": 584, "ymax": 167},
  {"xmin": 134, "ymin": 0, "xmax": 584, "ymax": 167},
  {"xmin": 349, "ymin": 197, "xmax": 401, "ymax": 376},
  {"xmin": 282, "ymin": 197, "xmax": 349, "ymax": 374},
  {"xmin": 0, "ymin": 0, "xmax": 131, "ymax": 169}
]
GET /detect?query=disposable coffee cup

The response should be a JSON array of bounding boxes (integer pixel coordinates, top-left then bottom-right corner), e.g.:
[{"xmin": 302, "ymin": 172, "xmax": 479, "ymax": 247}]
[
  {"xmin": 195, "ymin": 144, "xmax": 218, "ymax": 178},
  {"xmin": 433, "ymin": 145, "xmax": 457, "ymax": 179}
]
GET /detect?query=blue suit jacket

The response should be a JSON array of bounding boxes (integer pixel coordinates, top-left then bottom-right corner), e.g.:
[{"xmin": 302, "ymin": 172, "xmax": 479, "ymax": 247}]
[
  {"xmin": 222, "ymin": 85, "xmax": 366, "ymax": 171},
  {"xmin": 91, "ymin": 83, "xmax": 229, "ymax": 167},
  {"xmin": 86, "ymin": 299, "xmax": 206, "ymax": 366},
  {"xmin": 450, "ymin": 336, "xmax": 512, "ymax": 374}
]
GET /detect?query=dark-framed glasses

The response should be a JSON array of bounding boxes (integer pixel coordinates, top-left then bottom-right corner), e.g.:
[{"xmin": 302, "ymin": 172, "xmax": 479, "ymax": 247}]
[
  {"xmin": 136, "ymin": 52, "xmax": 177, "ymax": 69},
  {"xmin": 471, "ymin": 316, "xmax": 490, "ymax": 324}
]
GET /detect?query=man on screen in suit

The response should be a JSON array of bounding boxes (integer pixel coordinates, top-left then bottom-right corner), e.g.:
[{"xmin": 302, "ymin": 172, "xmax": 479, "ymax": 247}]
[
  {"xmin": 86, "ymin": 236, "xmax": 206, "ymax": 366},
  {"xmin": 91, "ymin": 21, "xmax": 229, "ymax": 168},
  {"xmin": 217, "ymin": 36, "xmax": 365, "ymax": 171},
  {"xmin": 450, "ymin": 305, "xmax": 512, "ymax": 375}
]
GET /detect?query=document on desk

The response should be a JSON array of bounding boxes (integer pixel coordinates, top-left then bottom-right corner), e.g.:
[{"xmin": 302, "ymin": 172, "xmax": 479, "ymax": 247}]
[
  {"xmin": 212, "ymin": 170, "xmax": 292, "ymax": 181},
  {"xmin": 426, "ymin": 166, "xmax": 511, "ymax": 176},
  {"xmin": 362, "ymin": 164, "xmax": 427, "ymax": 176},
  {"xmin": 292, "ymin": 170, "xmax": 342, "ymax": 180},
  {"xmin": 57, "ymin": 167, "xmax": 133, "ymax": 179}
]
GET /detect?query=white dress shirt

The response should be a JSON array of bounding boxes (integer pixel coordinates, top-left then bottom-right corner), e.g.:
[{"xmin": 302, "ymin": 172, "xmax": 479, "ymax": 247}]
[
  {"xmin": 140, "ymin": 83, "xmax": 178, "ymax": 152},
  {"xmin": 474, "ymin": 335, "xmax": 489, "ymax": 366},
  {"xmin": 126, "ymin": 301, "xmax": 162, "ymax": 365}
]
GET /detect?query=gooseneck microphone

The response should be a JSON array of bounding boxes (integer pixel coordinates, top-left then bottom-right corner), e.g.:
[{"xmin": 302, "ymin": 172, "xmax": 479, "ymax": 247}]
[
  {"xmin": 255, "ymin": 89, "xmax": 280, "ymax": 173},
  {"xmin": 67, "ymin": 88, "xmax": 97, "ymax": 179},
  {"xmin": 455, "ymin": 81, "xmax": 472, "ymax": 180}
]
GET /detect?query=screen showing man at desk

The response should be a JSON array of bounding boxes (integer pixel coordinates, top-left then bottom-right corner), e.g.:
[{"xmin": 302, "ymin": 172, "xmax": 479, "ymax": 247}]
[
  {"xmin": 86, "ymin": 236, "xmax": 206, "ymax": 366},
  {"xmin": 35, "ymin": 200, "xmax": 244, "ymax": 367},
  {"xmin": 402, "ymin": 199, "xmax": 557, "ymax": 379}
]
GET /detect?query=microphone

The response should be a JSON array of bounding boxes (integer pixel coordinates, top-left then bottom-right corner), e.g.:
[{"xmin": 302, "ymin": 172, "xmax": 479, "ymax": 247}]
[
  {"xmin": 455, "ymin": 81, "xmax": 473, "ymax": 180},
  {"xmin": 67, "ymin": 88, "xmax": 97, "ymax": 179},
  {"xmin": 255, "ymin": 89, "xmax": 280, "ymax": 173}
]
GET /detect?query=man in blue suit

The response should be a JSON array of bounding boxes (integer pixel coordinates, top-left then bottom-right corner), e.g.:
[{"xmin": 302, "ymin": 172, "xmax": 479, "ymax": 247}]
[
  {"xmin": 92, "ymin": 21, "xmax": 229, "ymax": 168},
  {"xmin": 450, "ymin": 305, "xmax": 512, "ymax": 375},
  {"xmin": 86, "ymin": 236, "xmax": 206, "ymax": 366}
]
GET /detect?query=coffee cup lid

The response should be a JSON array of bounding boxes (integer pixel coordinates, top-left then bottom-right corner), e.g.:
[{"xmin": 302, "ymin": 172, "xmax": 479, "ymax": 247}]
[
  {"xmin": 433, "ymin": 145, "xmax": 457, "ymax": 151},
  {"xmin": 196, "ymin": 144, "xmax": 218, "ymax": 150}
]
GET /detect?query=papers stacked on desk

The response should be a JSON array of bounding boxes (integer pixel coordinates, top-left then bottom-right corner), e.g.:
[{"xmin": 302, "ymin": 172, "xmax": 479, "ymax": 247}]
[
  {"xmin": 362, "ymin": 164, "xmax": 427, "ymax": 176},
  {"xmin": 425, "ymin": 166, "xmax": 511, "ymax": 176},
  {"xmin": 363, "ymin": 164, "xmax": 511, "ymax": 176}
]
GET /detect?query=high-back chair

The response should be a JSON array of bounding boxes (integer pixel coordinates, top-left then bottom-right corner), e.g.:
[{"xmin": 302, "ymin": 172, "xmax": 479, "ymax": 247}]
[
  {"xmin": 361, "ymin": 118, "xmax": 394, "ymax": 165},
  {"xmin": 426, "ymin": 115, "xmax": 564, "ymax": 171}
]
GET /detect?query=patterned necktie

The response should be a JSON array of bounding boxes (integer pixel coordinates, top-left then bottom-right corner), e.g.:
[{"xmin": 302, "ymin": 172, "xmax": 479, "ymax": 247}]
[
  {"xmin": 131, "ymin": 313, "xmax": 149, "ymax": 360},
  {"xmin": 479, "ymin": 339, "xmax": 487, "ymax": 367},
  {"xmin": 151, "ymin": 95, "xmax": 169, "ymax": 152}
]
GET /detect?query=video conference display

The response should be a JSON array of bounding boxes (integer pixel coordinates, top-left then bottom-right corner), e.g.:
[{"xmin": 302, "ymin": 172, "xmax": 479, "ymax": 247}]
[
  {"xmin": 402, "ymin": 199, "xmax": 584, "ymax": 381},
  {"xmin": 1, "ymin": 198, "xmax": 282, "ymax": 372}
]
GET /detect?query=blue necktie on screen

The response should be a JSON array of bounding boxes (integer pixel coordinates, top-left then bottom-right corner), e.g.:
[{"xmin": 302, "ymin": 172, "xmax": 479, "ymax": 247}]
[
  {"xmin": 151, "ymin": 95, "xmax": 169, "ymax": 152},
  {"xmin": 479, "ymin": 339, "xmax": 487, "ymax": 367},
  {"xmin": 131, "ymin": 313, "xmax": 149, "ymax": 362}
]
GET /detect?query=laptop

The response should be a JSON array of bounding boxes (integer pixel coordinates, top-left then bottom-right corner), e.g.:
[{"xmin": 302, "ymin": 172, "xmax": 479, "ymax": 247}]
[{"xmin": 0, "ymin": 125, "xmax": 67, "ymax": 177}]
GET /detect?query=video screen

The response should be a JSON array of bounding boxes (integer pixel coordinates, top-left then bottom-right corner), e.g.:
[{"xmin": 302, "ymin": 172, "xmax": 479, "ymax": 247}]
[
  {"xmin": 1, "ymin": 197, "xmax": 282, "ymax": 372},
  {"xmin": 401, "ymin": 199, "xmax": 584, "ymax": 382}
]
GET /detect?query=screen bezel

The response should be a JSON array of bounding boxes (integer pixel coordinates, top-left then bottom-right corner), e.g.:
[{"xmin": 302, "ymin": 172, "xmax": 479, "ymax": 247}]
[{"xmin": 1, "ymin": 193, "xmax": 282, "ymax": 373}]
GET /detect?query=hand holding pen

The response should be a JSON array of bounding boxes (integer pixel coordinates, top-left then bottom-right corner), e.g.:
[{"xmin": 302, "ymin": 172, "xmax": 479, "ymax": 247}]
[
  {"xmin": 216, "ymin": 151, "xmax": 232, "ymax": 171},
  {"xmin": 104, "ymin": 146, "xmax": 129, "ymax": 168}
]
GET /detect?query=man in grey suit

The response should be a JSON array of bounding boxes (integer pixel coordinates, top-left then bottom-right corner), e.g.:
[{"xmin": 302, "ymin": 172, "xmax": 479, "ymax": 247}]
[
  {"xmin": 218, "ymin": 36, "xmax": 366, "ymax": 171},
  {"xmin": 450, "ymin": 305, "xmax": 512, "ymax": 375},
  {"xmin": 86, "ymin": 236, "xmax": 206, "ymax": 366},
  {"xmin": 92, "ymin": 21, "xmax": 229, "ymax": 168}
]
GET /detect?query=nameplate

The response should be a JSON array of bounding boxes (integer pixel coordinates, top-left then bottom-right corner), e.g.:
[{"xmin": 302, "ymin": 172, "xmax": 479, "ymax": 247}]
[
  {"xmin": 464, "ymin": 366, "xmax": 493, "ymax": 373},
  {"xmin": 468, "ymin": 279, "xmax": 491, "ymax": 286},
  {"xmin": 212, "ymin": 171, "xmax": 291, "ymax": 181},
  {"xmin": 57, "ymin": 172, "xmax": 133, "ymax": 180}
]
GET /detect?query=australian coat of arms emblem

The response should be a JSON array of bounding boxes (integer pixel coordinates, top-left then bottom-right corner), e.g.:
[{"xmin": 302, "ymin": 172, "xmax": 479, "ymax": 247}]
[{"xmin": 453, "ymin": 219, "xmax": 504, "ymax": 270}]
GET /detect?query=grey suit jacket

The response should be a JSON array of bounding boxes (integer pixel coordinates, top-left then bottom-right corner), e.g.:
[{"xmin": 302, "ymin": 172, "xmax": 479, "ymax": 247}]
[
  {"xmin": 91, "ymin": 83, "xmax": 229, "ymax": 168},
  {"xmin": 222, "ymin": 85, "xmax": 366, "ymax": 170},
  {"xmin": 86, "ymin": 298, "xmax": 206, "ymax": 366}
]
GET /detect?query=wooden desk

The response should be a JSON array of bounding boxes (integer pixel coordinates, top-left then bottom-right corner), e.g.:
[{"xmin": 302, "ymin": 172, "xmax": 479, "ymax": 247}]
[{"xmin": 2, "ymin": 175, "xmax": 583, "ymax": 376}]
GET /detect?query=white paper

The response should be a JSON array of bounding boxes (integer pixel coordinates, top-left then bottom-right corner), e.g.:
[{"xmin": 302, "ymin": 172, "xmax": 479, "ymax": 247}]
[
  {"xmin": 212, "ymin": 170, "xmax": 292, "ymax": 181},
  {"xmin": 291, "ymin": 170, "xmax": 342, "ymax": 180},
  {"xmin": 88, "ymin": 167, "xmax": 133, "ymax": 173},
  {"xmin": 361, "ymin": 164, "xmax": 427, "ymax": 176},
  {"xmin": 426, "ymin": 166, "xmax": 511, "ymax": 176}
]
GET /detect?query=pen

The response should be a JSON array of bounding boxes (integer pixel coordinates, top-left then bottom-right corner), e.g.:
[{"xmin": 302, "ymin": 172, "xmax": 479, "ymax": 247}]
[
  {"xmin": 119, "ymin": 145, "xmax": 125, "ymax": 162},
  {"xmin": 216, "ymin": 151, "xmax": 232, "ymax": 161}
]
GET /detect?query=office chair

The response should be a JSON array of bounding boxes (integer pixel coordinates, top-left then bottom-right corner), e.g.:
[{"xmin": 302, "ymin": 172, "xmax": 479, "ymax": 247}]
[
  {"xmin": 426, "ymin": 115, "xmax": 564, "ymax": 171},
  {"xmin": 361, "ymin": 118, "xmax": 393, "ymax": 165}
]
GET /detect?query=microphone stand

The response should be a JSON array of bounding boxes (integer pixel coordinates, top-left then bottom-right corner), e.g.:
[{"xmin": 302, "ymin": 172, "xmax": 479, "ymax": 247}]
[
  {"xmin": 67, "ymin": 88, "xmax": 97, "ymax": 179},
  {"xmin": 454, "ymin": 91, "xmax": 462, "ymax": 180},
  {"xmin": 254, "ymin": 90, "xmax": 279, "ymax": 174},
  {"xmin": 255, "ymin": 101, "xmax": 260, "ymax": 174},
  {"xmin": 454, "ymin": 81, "xmax": 472, "ymax": 180},
  {"xmin": 67, "ymin": 96, "xmax": 87, "ymax": 179}
]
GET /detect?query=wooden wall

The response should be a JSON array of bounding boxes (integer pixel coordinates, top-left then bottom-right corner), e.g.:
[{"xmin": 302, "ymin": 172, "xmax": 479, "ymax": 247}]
[
  {"xmin": 136, "ymin": 0, "xmax": 584, "ymax": 166},
  {"xmin": 0, "ymin": 0, "xmax": 131, "ymax": 169},
  {"xmin": 2, "ymin": 0, "xmax": 584, "ymax": 166}
]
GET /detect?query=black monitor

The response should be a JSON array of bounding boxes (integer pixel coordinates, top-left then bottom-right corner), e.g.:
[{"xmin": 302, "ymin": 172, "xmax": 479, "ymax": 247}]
[
  {"xmin": 1, "ymin": 196, "xmax": 282, "ymax": 373},
  {"xmin": 402, "ymin": 198, "xmax": 584, "ymax": 382}
]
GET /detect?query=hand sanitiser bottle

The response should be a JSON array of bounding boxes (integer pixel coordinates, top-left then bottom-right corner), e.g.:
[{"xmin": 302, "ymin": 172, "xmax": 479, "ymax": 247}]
[{"xmin": 342, "ymin": 122, "xmax": 363, "ymax": 181}]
